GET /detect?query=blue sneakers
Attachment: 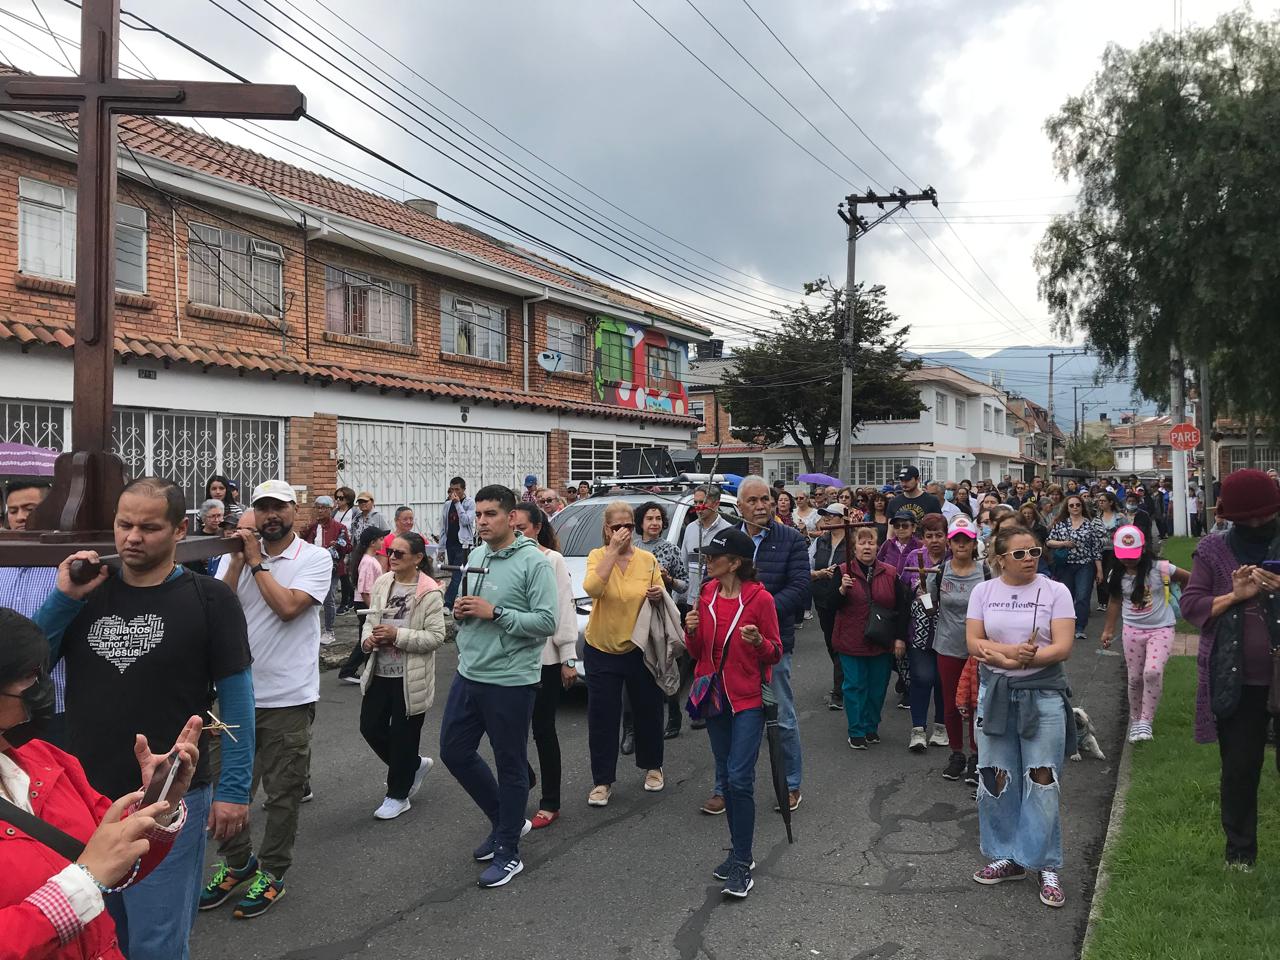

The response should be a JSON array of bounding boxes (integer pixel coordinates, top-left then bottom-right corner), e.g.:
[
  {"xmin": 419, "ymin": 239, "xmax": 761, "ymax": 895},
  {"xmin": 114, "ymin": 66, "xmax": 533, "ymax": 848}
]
[
  {"xmin": 473, "ymin": 819, "xmax": 532, "ymax": 862},
  {"xmin": 721, "ymin": 861, "xmax": 754, "ymax": 898},
  {"xmin": 712, "ymin": 856, "xmax": 755, "ymax": 881},
  {"xmin": 478, "ymin": 849, "xmax": 523, "ymax": 888}
]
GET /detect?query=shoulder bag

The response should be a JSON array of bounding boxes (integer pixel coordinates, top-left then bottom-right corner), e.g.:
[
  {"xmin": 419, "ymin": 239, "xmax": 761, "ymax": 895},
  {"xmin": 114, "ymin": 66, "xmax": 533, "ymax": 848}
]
[
  {"xmin": 686, "ymin": 595, "xmax": 746, "ymax": 721},
  {"xmin": 861, "ymin": 570, "xmax": 897, "ymax": 649},
  {"xmin": 0, "ymin": 796, "xmax": 86, "ymax": 861}
]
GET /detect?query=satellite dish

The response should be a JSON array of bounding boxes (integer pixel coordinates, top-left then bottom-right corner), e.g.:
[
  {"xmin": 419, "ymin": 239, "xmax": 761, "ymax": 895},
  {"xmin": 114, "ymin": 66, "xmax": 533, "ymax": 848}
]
[{"xmin": 537, "ymin": 350, "xmax": 565, "ymax": 373}]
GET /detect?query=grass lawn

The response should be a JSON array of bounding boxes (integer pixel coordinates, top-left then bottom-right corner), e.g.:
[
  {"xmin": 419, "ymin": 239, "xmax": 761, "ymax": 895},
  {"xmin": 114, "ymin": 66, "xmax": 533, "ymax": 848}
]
[
  {"xmin": 1160, "ymin": 536, "xmax": 1199, "ymax": 633},
  {"xmin": 1084, "ymin": 658, "xmax": 1279, "ymax": 960}
]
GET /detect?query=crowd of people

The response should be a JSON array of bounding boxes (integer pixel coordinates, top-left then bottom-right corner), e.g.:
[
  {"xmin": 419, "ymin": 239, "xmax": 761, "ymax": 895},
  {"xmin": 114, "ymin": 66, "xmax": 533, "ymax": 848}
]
[{"xmin": 0, "ymin": 460, "xmax": 1276, "ymax": 953}]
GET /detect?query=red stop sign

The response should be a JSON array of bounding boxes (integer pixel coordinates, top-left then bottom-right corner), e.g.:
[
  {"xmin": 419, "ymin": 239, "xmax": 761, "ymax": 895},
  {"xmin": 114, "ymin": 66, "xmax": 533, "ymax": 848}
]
[{"xmin": 1169, "ymin": 422, "xmax": 1202, "ymax": 451}]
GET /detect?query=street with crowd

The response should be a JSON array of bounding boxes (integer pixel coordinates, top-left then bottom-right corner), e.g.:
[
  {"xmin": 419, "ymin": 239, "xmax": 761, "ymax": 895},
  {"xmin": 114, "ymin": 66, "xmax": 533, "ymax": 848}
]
[{"xmin": 0, "ymin": 462, "xmax": 1277, "ymax": 958}]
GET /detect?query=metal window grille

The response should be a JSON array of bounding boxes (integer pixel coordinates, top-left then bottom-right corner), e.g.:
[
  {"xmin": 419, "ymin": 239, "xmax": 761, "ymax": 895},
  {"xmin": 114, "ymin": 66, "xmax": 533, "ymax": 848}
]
[
  {"xmin": 324, "ymin": 265, "xmax": 413, "ymax": 345},
  {"xmin": 188, "ymin": 222, "xmax": 283, "ymax": 315},
  {"xmin": 546, "ymin": 315, "xmax": 586, "ymax": 373},
  {"xmin": 441, "ymin": 296, "xmax": 507, "ymax": 362}
]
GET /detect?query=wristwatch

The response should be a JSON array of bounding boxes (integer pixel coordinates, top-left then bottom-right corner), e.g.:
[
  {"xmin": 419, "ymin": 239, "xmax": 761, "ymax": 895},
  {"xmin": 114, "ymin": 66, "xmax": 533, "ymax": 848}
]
[
  {"xmin": 250, "ymin": 563, "xmax": 267, "ymax": 576},
  {"xmin": 564, "ymin": 658, "xmax": 578, "ymax": 669},
  {"xmin": 491, "ymin": 605, "xmax": 505, "ymax": 622}
]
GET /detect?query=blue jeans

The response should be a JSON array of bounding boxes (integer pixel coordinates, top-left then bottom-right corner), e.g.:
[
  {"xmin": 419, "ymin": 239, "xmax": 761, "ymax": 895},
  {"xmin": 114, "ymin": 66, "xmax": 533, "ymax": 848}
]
[
  {"xmin": 907, "ymin": 647, "xmax": 944, "ymax": 729},
  {"xmin": 705, "ymin": 706, "xmax": 765, "ymax": 865},
  {"xmin": 106, "ymin": 783, "xmax": 211, "ymax": 960},
  {"xmin": 1064, "ymin": 562, "xmax": 1095, "ymax": 634},
  {"xmin": 439, "ymin": 673, "xmax": 537, "ymax": 855},
  {"xmin": 713, "ymin": 651, "xmax": 801, "ymax": 796},
  {"xmin": 974, "ymin": 683, "xmax": 1066, "ymax": 870},
  {"xmin": 840, "ymin": 652, "xmax": 893, "ymax": 738},
  {"xmin": 443, "ymin": 541, "xmax": 467, "ymax": 608},
  {"xmin": 323, "ymin": 572, "xmax": 338, "ymax": 631}
]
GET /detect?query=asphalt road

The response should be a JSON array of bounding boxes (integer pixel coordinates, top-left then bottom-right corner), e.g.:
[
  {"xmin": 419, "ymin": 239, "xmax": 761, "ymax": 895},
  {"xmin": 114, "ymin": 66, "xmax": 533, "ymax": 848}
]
[{"xmin": 192, "ymin": 611, "xmax": 1127, "ymax": 960}]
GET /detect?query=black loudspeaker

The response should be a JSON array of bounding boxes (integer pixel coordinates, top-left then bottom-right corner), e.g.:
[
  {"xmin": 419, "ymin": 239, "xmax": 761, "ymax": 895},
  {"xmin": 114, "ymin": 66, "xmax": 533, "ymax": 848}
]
[
  {"xmin": 618, "ymin": 447, "xmax": 676, "ymax": 478},
  {"xmin": 668, "ymin": 448, "xmax": 703, "ymax": 474}
]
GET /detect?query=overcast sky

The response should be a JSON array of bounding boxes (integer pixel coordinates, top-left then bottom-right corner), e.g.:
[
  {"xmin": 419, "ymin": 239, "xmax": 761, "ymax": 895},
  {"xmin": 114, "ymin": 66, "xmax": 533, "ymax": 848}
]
[{"xmin": 11, "ymin": 0, "xmax": 1276, "ymax": 359}]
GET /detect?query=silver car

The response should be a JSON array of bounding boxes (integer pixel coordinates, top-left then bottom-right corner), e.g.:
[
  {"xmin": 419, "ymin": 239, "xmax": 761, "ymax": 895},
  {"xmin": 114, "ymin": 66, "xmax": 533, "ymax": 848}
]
[{"xmin": 549, "ymin": 489, "xmax": 739, "ymax": 679}]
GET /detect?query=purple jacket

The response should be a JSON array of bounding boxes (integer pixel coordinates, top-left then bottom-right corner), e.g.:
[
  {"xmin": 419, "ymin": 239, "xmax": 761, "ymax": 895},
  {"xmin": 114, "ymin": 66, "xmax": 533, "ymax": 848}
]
[
  {"xmin": 1180, "ymin": 533, "xmax": 1271, "ymax": 743},
  {"xmin": 877, "ymin": 535, "xmax": 922, "ymax": 577}
]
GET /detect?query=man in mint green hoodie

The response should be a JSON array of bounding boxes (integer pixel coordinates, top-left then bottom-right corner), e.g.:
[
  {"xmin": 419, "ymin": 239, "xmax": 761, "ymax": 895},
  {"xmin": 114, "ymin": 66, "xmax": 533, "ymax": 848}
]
[{"xmin": 441, "ymin": 484, "xmax": 558, "ymax": 889}]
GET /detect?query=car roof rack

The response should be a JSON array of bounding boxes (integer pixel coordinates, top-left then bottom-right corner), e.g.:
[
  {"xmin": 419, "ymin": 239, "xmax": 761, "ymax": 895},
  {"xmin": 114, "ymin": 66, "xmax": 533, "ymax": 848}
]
[{"xmin": 590, "ymin": 473, "xmax": 728, "ymax": 493}]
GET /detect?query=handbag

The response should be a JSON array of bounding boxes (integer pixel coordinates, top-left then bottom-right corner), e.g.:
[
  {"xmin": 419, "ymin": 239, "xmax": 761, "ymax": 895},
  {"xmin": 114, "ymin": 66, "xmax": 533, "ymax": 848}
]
[
  {"xmin": 0, "ymin": 796, "xmax": 86, "ymax": 861},
  {"xmin": 686, "ymin": 595, "xmax": 746, "ymax": 721},
  {"xmin": 861, "ymin": 571, "xmax": 897, "ymax": 649}
]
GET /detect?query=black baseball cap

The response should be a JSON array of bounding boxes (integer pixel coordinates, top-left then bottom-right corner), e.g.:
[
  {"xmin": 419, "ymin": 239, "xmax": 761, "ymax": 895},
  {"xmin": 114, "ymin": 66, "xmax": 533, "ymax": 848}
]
[
  {"xmin": 701, "ymin": 527, "xmax": 756, "ymax": 560},
  {"xmin": 892, "ymin": 509, "xmax": 917, "ymax": 523},
  {"xmin": 898, "ymin": 465, "xmax": 920, "ymax": 481}
]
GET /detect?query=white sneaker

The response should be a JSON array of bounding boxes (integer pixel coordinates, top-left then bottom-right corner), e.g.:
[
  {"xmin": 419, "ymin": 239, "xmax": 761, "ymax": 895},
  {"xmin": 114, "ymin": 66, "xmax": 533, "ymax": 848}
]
[
  {"xmin": 407, "ymin": 756, "xmax": 434, "ymax": 799},
  {"xmin": 909, "ymin": 727, "xmax": 928, "ymax": 753},
  {"xmin": 803, "ymin": 609, "xmax": 813, "ymax": 621},
  {"xmin": 373, "ymin": 797, "xmax": 410, "ymax": 820},
  {"xmin": 320, "ymin": 630, "xmax": 338, "ymax": 646},
  {"xmin": 1126, "ymin": 722, "xmax": 1141, "ymax": 743},
  {"xmin": 929, "ymin": 724, "xmax": 949, "ymax": 748},
  {"xmin": 1134, "ymin": 722, "xmax": 1154, "ymax": 742}
]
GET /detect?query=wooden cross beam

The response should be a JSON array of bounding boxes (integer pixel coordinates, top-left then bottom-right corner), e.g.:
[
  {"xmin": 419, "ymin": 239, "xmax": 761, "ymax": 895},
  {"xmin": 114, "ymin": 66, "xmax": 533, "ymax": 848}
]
[{"xmin": 0, "ymin": 0, "xmax": 303, "ymax": 553}]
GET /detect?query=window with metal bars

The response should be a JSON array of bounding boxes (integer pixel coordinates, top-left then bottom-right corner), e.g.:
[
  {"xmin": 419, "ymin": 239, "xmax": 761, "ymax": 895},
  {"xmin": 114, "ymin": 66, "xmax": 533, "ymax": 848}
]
[
  {"xmin": 188, "ymin": 222, "xmax": 283, "ymax": 315},
  {"xmin": 324, "ymin": 265, "xmax": 412, "ymax": 345}
]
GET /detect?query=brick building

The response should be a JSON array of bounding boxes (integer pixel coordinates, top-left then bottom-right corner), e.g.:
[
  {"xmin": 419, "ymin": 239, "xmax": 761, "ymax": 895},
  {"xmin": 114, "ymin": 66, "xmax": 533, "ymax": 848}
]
[{"xmin": 0, "ymin": 101, "xmax": 708, "ymax": 532}]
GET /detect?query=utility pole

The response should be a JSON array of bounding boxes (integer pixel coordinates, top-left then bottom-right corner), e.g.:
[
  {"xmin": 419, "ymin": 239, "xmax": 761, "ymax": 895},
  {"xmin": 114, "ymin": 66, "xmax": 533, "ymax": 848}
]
[
  {"xmin": 1170, "ymin": 344, "xmax": 1188, "ymax": 536},
  {"xmin": 1044, "ymin": 349, "xmax": 1087, "ymax": 480},
  {"xmin": 837, "ymin": 187, "xmax": 938, "ymax": 485},
  {"xmin": 1073, "ymin": 385, "xmax": 1097, "ymax": 441},
  {"xmin": 1199, "ymin": 358, "xmax": 1215, "ymax": 521}
]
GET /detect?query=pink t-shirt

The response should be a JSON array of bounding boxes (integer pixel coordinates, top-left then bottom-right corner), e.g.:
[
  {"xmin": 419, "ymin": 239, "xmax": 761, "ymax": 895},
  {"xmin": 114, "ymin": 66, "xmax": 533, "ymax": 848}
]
[
  {"xmin": 357, "ymin": 553, "xmax": 382, "ymax": 599},
  {"xmin": 966, "ymin": 574, "xmax": 1074, "ymax": 677}
]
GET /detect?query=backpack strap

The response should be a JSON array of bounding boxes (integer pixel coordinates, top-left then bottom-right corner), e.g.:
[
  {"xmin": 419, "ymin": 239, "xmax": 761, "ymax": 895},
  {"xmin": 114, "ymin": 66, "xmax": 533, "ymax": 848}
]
[{"xmin": 0, "ymin": 795, "xmax": 85, "ymax": 861}]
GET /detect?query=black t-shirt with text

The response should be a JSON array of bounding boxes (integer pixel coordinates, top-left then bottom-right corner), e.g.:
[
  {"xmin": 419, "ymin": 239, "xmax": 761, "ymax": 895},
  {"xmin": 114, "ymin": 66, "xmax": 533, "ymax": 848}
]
[
  {"xmin": 59, "ymin": 569, "xmax": 252, "ymax": 799},
  {"xmin": 887, "ymin": 491, "xmax": 943, "ymax": 526}
]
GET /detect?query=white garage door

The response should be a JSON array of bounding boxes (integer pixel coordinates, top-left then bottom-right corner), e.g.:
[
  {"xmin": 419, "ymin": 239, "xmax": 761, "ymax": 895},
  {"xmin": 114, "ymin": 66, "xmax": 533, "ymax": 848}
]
[{"xmin": 337, "ymin": 419, "xmax": 546, "ymax": 538}]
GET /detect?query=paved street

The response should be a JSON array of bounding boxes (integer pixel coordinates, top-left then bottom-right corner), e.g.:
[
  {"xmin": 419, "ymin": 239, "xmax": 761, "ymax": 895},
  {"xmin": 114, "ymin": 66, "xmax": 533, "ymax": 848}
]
[{"xmin": 193, "ymin": 612, "xmax": 1127, "ymax": 960}]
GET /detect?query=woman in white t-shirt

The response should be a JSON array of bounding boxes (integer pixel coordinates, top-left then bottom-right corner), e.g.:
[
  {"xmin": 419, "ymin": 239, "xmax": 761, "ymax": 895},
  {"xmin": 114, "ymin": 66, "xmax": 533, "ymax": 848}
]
[
  {"xmin": 358, "ymin": 532, "xmax": 446, "ymax": 821},
  {"xmin": 965, "ymin": 524, "xmax": 1076, "ymax": 909},
  {"xmin": 1099, "ymin": 525, "xmax": 1189, "ymax": 742}
]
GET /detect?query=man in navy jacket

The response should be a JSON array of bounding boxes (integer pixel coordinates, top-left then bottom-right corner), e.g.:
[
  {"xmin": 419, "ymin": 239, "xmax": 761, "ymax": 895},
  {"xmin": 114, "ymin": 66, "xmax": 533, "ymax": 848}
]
[{"xmin": 727, "ymin": 476, "xmax": 811, "ymax": 810}]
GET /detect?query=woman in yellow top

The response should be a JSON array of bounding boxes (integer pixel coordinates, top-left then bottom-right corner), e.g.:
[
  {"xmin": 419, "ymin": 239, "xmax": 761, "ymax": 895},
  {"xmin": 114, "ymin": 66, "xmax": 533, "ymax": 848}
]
[{"xmin": 583, "ymin": 499, "xmax": 667, "ymax": 806}]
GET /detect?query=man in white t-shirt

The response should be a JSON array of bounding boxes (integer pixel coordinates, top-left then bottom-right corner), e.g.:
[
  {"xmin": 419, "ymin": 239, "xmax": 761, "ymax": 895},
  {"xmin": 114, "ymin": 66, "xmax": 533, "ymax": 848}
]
[{"xmin": 206, "ymin": 479, "xmax": 332, "ymax": 919}]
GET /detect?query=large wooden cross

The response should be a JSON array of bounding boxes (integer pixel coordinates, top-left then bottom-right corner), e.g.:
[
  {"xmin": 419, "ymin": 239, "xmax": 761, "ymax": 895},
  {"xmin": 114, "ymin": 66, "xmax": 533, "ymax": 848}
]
[{"xmin": 0, "ymin": 0, "xmax": 303, "ymax": 560}]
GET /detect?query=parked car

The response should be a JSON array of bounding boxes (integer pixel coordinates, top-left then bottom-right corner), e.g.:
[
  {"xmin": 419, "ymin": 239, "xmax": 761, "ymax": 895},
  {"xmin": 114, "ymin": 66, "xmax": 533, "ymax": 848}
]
[{"xmin": 549, "ymin": 488, "xmax": 739, "ymax": 679}]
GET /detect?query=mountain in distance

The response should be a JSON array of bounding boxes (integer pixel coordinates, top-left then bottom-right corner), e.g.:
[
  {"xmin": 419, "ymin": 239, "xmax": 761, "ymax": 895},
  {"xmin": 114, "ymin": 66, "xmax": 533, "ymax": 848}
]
[{"xmin": 915, "ymin": 346, "xmax": 1148, "ymax": 432}]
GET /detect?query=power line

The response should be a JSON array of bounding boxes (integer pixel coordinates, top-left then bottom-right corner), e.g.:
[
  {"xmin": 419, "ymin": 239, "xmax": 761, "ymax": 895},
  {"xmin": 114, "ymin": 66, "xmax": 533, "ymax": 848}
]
[{"xmin": 292, "ymin": 0, "xmax": 806, "ymax": 300}]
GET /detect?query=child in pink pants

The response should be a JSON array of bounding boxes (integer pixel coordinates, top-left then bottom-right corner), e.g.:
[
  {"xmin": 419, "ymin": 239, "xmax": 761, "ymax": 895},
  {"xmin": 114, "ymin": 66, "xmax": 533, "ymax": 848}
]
[{"xmin": 1100, "ymin": 524, "xmax": 1190, "ymax": 742}]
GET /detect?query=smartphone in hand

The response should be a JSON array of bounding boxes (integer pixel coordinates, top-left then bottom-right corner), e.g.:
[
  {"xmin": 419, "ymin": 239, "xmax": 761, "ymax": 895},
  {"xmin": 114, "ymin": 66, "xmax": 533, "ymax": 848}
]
[{"xmin": 140, "ymin": 749, "xmax": 183, "ymax": 807}]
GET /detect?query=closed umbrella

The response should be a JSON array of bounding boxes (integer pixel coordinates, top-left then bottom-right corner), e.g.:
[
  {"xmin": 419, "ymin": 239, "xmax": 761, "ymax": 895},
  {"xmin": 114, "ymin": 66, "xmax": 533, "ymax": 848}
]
[
  {"xmin": 0, "ymin": 442, "xmax": 57, "ymax": 477},
  {"xmin": 762, "ymin": 681, "xmax": 794, "ymax": 843}
]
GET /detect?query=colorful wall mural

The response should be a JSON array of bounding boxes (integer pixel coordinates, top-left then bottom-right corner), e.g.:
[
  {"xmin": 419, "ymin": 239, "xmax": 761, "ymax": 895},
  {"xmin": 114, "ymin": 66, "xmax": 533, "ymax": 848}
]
[{"xmin": 592, "ymin": 315, "xmax": 689, "ymax": 416}]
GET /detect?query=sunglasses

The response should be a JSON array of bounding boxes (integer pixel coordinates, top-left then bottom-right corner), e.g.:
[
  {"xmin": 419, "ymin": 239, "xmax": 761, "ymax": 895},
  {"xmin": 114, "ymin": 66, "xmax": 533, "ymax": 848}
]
[
  {"xmin": 892, "ymin": 521, "xmax": 912, "ymax": 529},
  {"xmin": 538, "ymin": 498, "xmax": 557, "ymax": 505},
  {"xmin": 609, "ymin": 523, "xmax": 635, "ymax": 533},
  {"xmin": 386, "ymin": 548, "xmax": 410, "ymax": 560},
  {"xmin": 1001, "ymin": 546, "xmax": 1044, "ymax": 561},
  {"xmin": 334, "ymin": 494, "xmax": 348, "ymax": 501}
]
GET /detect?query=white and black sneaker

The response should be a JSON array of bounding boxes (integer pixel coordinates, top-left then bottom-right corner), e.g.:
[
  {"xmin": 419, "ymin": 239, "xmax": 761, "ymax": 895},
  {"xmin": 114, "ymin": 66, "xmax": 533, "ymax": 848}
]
[
  {"xmin": 473, "ymin": 819, "xmax": 532, "ymax": 862},
  {"xmin": 713, "ymin": 855, "xmax": 755, "ymax": 881},
  {"xmin": 908, "ymin": 727, "xmax": 928, "ymax": 753},
  {"xmin": 407, "ymin": 756, "xmax": 434, "ymax": 799}
]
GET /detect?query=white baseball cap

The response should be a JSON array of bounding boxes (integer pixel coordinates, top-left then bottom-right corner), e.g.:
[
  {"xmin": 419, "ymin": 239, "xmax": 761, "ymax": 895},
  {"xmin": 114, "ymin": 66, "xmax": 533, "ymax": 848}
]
[
  {"xmin": 250, "ymin": 479, "xmax": 296, "ymax": 506},
  {"xmin": 947, "ymin": 515, "xmax": 978, "ymax": 539}
]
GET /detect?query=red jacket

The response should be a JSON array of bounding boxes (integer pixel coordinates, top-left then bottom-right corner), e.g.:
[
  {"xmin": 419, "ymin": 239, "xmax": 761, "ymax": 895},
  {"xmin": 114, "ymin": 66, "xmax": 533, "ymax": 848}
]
[
  {"xmin": 832, "ymin": 560, "xmax": 910, "ymax": 657},
  {"xmin": 686, "ymin": 579, "xmax": 782, "ymax": 711},
  {"xmin": 302, "ymin": 518, "xmax": 351, "ymax": 575},
  {"xmin": 0, "ymin": 740, "xmax": 175, "ymax": 960}
]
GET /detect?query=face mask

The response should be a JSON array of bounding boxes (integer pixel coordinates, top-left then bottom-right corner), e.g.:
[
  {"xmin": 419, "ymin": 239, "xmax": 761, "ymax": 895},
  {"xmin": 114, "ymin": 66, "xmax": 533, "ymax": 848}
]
[
  {"xmin": 0, "ymin": 671, "xmax": 55, "ymax": 749},
  {"xmin": 981, "ymin": 524, "xmax": 992, "ymax": 538},
  {"xmin": 1236, "ymin": 519, "xmax": 1278, "ymax": 544},
  {"xmin": 944, "ymin": 490, "xmax": 955, "ymax": 502}
]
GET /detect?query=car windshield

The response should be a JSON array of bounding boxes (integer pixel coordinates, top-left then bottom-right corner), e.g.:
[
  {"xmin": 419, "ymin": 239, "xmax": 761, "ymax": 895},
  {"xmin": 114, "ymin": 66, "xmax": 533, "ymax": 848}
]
[{"xmin": 551, "ymin": 501, "xmax": 616, "ymax": 557}]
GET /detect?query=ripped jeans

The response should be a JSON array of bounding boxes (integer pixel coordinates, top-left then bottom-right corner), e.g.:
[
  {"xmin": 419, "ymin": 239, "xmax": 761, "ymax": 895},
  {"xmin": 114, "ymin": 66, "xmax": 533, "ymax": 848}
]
[{"xmin": 974, "ymin": 682, "xmax": 1066, "ymax": 871}]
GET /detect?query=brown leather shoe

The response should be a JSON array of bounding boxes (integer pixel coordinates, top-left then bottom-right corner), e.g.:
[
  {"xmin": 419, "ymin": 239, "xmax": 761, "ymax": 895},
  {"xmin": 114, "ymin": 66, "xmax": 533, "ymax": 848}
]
[
  {"xmin": 700, "ymin": 794, "xmax": 726, "ymax": 815},
  {"xmin": 776, "ymin": 789, "xmax": 802, "ymax": 812}
]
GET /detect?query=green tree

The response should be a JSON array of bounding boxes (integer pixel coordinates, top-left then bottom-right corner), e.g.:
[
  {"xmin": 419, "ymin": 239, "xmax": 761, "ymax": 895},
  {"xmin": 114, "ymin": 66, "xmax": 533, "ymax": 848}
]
[
  {"xmin": 1063, "ymin": 434, "xmax": 1115, "ymax": 472},
  {"xmin": 718, "ymin": 280, "xmax": 923, "ymax": 474},
  {"xmin": 1036, "ymin": 11, "xmax": 1280, "ymax": 419}
]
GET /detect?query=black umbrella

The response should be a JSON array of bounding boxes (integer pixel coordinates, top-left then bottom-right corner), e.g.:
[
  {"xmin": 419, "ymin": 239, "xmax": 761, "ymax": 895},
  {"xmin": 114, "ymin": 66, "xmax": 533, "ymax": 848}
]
[{"xmin": 761, "ymin": 681, "xmax": 794, "ymax": 843}]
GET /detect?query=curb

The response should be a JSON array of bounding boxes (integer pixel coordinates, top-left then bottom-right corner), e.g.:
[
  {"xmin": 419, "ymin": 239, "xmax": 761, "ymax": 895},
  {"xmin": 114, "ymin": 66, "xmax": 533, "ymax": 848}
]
[{"xmin": 1080, "ymin": 732, "xmax": 1135, "ymax": 958}]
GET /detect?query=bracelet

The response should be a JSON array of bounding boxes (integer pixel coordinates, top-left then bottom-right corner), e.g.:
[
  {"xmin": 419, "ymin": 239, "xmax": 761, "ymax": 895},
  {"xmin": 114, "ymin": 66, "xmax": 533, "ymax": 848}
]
[{"xmin": 76, "ymin": 857, "xmax": 142, "ymax": 894}]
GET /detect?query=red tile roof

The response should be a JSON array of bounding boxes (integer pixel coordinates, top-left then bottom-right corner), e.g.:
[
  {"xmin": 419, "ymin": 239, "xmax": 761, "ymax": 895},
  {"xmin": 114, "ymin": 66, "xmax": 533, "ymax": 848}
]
[
  {"xmin": 0, "ymin": 61, "xmax": 709, "ymax": 338},
  {"xmin": 1107, "ymin": 416, "xmax": 1173, "ymax": 447},
  {"xmin": 0, "ymin": 316, "xmax": 699, "ymax": 428}
]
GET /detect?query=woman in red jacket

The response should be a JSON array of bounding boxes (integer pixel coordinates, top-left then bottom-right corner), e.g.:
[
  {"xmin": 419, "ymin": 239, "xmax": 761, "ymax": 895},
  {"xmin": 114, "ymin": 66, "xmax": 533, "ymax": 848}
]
[
  {"xmin": 834, "ymin": 526, "xmax": 913, "ymax": 749},
  {"xmin": 0, "ymin": 609, "xmax": 200, "ymax": 960},
  {"xmin": 684, "ymin": 527, "xmax": 782, "ymax": 900}
]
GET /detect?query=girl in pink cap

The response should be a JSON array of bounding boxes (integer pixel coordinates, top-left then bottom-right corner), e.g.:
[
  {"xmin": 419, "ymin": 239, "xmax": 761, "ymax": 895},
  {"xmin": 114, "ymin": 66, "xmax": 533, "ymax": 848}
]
[{"xmin": 1099, "ymin": 524, "xmax": 1189, "ymax": 741}]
